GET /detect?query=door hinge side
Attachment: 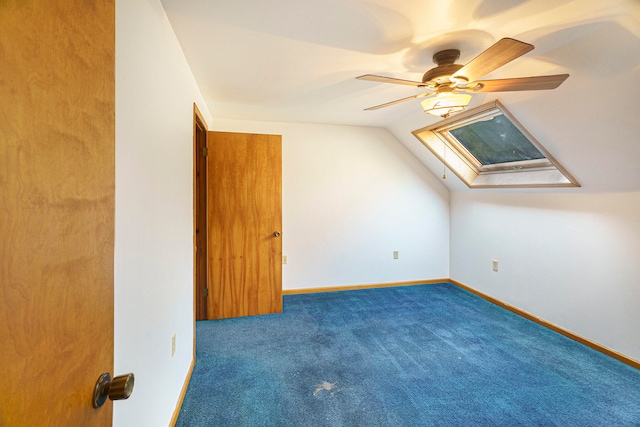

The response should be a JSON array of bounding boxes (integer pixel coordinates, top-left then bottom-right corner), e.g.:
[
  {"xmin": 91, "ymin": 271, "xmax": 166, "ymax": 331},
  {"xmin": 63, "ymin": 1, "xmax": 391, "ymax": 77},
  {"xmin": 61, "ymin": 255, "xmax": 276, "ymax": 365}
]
[
  {"xmin": 203, "ymin": 287, "xmax": 208, "ymax": 298},
  {"xmin": 201, "ymin": 147, "xmax": 208, "ymax": 156}
]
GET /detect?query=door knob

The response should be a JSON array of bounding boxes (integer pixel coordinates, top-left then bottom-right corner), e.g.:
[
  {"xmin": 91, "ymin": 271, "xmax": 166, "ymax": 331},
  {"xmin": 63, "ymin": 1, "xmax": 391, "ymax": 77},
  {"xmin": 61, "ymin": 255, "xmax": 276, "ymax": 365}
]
[
  {"xmin": 274, "ymin": 231, "xmax": 281, "ymax": 237},
  {"xmin": 93, "ymin": 372, "xmax": 135, "ymax": 408}
]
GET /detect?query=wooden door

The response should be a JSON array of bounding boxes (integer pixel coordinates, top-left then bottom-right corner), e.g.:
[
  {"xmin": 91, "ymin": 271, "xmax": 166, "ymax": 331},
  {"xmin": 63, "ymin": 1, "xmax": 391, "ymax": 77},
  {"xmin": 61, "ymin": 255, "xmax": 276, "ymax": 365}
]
[
  {"xmin": 0, "ymin": 1, "xmax": 115, "ymax": 425},
  {"xmin": 207, "ymin": 132, "xmax": 283, "ymax": 319}
]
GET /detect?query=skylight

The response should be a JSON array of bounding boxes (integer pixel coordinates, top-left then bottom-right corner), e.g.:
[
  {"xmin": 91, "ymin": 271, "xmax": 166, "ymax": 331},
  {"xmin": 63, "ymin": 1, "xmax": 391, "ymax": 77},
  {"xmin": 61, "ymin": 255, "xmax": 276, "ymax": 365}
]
[{"xmin": 412, "ymin": 101, "xmax": 580, "ymax": 188}]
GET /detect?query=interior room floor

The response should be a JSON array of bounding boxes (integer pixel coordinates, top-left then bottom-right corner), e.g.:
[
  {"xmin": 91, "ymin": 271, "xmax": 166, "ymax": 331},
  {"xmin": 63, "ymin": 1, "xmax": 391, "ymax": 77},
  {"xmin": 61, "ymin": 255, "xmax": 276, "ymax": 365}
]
[{"xmin": 177, "ymin": 284, "xmax": 640, "ymax": 426}]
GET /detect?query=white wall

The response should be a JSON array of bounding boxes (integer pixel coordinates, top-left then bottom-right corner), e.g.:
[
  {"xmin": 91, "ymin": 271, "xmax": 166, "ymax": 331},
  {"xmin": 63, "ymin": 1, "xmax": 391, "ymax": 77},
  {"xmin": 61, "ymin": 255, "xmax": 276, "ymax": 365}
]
[
  {"xmin": 451, "ymin": 191, "xmax": 640, "ymax": 361},
  {"xmin": 213, "ymin": 119, "xmax": 450, "ymax": 290},
  {"xmin": 115, "ymin": 0, "xmax": 212, "ymax": 425}
]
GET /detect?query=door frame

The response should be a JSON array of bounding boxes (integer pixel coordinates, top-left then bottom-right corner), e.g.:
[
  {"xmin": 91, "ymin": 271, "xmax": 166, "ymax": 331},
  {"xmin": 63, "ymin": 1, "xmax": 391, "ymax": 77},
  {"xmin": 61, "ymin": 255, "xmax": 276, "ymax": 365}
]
[
  {"xmin": 169, "ymin": 104, "xmax": 208, "ymax": 426},
  {"xmin": 193, "ymin": 104, "xmax": 208, "ymax": 328}
]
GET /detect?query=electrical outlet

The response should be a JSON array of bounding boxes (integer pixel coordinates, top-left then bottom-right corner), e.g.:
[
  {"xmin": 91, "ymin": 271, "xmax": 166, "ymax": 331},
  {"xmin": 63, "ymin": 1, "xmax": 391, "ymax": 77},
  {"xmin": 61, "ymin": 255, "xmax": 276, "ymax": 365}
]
[
  {"xmin": 282, "ymin": 255, "xmax": 288, "ymax": 264},
  {"xmin": 171, "ymin": 333, "xmax": 176, "ymax": 357},
  {"xmin": 492, "ymin": 260, "xmax": 499, "ymax": 272},
  {"xmin": 393, "ymin": 251, "xmax": 399, "ymax": 259}
]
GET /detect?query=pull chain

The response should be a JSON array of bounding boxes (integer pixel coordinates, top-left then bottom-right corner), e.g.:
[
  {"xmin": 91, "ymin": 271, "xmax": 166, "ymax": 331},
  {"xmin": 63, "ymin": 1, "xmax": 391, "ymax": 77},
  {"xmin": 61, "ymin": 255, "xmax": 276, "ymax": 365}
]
[{"xmin": 442, "ymin": 145, "xmax": 447, "ymax": 179}]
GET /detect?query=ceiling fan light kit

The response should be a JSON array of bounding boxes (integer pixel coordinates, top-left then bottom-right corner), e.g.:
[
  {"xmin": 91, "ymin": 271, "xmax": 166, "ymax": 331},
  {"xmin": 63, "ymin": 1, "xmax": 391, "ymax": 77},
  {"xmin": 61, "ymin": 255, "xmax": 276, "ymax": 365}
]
[
  {"xmin": 356, "ymin": 38, "xmax": 568, "ymax": 118},
  {"xmin": 421, "ymin": 92, "xmax": 471, "ymax": 118}
]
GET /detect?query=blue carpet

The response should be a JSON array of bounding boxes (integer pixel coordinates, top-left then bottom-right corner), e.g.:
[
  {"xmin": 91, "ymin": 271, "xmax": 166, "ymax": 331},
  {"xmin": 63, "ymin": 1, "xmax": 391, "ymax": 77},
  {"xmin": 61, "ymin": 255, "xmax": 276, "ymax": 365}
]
[{"xmin": 176, "ymin": 283, "xmax": 640, "ymax": 426}]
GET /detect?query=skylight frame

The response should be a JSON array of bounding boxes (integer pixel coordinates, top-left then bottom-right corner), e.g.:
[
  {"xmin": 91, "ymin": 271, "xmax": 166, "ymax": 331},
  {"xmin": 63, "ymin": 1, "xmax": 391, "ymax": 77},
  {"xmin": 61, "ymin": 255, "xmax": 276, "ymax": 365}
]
[{"xmin": 412, "ymin": 100, "xmax": 580, "ymax": 188}]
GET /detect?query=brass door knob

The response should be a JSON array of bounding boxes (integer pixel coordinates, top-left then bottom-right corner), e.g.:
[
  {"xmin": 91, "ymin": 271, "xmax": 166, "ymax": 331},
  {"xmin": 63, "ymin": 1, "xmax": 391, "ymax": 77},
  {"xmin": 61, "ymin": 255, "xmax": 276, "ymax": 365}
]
[
  {"xmin": 93, "ymin": 372, "xmax": 135, "ymax": 408},
  {"xmin": 274, "ymin": 231, "xmax": 281, "ymax": 237}
]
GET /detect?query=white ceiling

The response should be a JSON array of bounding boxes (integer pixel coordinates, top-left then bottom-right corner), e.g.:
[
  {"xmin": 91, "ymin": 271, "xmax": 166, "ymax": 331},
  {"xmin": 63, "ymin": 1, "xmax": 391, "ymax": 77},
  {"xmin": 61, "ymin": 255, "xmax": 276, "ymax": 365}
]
[{"xmin": 160, "ymin": 0, "xmax": 640, "ymax": 192}]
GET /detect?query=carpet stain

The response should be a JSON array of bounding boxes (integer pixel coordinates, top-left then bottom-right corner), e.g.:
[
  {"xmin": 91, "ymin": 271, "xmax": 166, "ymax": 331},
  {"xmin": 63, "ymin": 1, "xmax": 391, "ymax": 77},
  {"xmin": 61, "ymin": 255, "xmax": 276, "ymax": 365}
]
[{"xmin": 313, "ymin": 381, "xmax": 339, "ymax": 397}]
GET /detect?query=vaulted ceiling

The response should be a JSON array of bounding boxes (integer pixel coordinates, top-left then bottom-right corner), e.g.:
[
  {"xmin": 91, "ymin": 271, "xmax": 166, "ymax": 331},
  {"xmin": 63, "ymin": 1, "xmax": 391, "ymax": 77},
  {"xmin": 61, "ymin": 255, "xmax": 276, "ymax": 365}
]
[{"xmin": 160, "ymin": 0, "xmax": 640, "ymax": 192}]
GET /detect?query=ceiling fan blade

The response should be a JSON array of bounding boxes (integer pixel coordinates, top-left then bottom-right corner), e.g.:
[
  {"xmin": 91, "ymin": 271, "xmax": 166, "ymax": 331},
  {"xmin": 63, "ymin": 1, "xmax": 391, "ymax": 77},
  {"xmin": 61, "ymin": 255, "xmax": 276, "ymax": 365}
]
[
  {"xmin": 468, "ymin": 74, "xmax": 569, "ymax": 92},
  {"xmin": 452, "ymin": 38, "xmax": 534, "ymax": 83},
  {"xmin": 356, "ymin": 74, "xmax": 426, "ymax": 87},
  {"xmin": 364, "ymin": 93, "xmax": 431, "ymax": 111}
]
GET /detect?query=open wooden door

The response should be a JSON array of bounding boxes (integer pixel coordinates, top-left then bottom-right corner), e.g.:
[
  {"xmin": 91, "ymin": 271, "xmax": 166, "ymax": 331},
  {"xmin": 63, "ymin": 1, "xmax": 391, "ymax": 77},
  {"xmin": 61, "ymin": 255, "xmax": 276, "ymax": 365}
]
[
  {"xmin": 207, "ymin": 132, "xmax": 283, "ymax": 319},
  {"xmin": 0, "ymin": 1, "xmax": 115, "ymax": 425}
]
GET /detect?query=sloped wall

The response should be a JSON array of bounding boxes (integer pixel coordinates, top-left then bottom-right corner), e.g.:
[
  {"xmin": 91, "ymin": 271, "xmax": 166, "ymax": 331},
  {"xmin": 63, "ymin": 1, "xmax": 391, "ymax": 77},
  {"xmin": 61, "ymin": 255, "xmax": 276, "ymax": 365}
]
[
  {"xmin": 115, "ymin": 0, "xmax": 212, "ymax": 425},
  {"xmin": 213, "ymin": 119, "xmax": 451, "ymax": 290},
  {"xmin": 451, "ymin": 191, "xmax": 640, "ymax": 361}
]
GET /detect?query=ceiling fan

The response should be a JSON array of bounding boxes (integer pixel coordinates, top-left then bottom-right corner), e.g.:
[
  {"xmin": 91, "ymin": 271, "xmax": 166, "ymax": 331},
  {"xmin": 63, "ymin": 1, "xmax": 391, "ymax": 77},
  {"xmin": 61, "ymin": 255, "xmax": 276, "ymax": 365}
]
[{"xmin": 356, "ymin": 38, "xmax": 569, "ymax": 117}]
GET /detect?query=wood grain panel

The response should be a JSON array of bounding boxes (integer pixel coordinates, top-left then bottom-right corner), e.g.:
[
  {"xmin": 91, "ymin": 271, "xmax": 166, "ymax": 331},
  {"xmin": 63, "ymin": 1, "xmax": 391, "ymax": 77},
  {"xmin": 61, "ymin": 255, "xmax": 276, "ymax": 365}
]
[
  {"xmin": 207, "ymin": 132, "xmax": 282, "ymax": 319},
  {"xmin": 0, "ymin": 1, "xmax": 115, "ymax": 425}
]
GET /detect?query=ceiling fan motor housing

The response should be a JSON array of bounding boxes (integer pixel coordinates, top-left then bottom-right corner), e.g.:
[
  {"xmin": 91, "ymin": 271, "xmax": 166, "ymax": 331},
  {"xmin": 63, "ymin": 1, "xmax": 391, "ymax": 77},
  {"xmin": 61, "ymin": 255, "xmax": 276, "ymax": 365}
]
[{"xmin": 422, "ymin": 49, "xmax": 464, "ymax": 85}]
